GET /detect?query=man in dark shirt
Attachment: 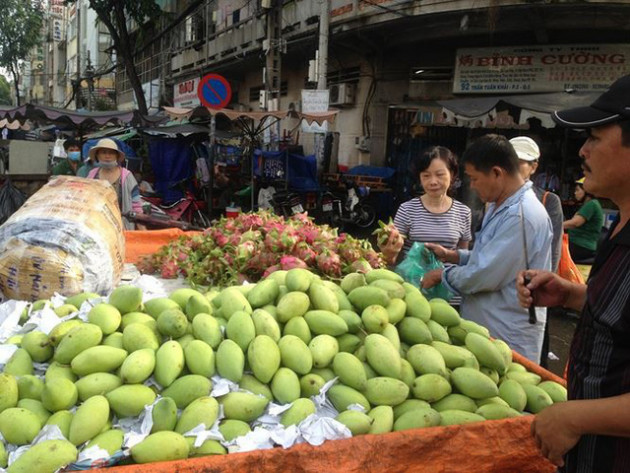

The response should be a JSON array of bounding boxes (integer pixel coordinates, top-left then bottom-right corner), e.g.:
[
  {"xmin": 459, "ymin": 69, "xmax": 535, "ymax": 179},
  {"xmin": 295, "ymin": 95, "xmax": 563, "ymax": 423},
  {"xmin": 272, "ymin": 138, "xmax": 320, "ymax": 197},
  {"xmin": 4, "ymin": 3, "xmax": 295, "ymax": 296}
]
[
  {"xmin": 52, "ymin": 138, "xmax": 82, "ymax": 176},
  {"xmin": 517, "ymin": 74, "xmax": 630, "ymax": 472}
]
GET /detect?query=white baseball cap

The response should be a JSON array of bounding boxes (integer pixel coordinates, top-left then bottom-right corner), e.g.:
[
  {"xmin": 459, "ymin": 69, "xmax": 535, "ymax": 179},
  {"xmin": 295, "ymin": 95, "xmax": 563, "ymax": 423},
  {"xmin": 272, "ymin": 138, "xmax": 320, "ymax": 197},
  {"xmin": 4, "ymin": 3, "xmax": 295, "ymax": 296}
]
[{"xmin": 509, "ymin": 136, "xmax": 540, "ymax": 162}]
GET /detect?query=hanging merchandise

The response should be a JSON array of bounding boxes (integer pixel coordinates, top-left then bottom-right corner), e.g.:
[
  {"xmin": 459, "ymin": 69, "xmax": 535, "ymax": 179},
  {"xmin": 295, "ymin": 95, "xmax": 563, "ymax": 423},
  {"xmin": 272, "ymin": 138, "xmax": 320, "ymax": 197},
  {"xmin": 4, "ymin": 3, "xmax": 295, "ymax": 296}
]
[{"xmin": 0, "ymin": 178, "xmax": 27, "ymax": 225}]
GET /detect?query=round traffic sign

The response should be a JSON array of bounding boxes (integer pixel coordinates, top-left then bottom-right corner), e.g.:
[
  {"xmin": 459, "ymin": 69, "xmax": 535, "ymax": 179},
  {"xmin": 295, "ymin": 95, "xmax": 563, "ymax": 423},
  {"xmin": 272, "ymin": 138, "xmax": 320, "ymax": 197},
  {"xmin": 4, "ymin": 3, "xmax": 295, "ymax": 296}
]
[{"xmin": 197, "ymin": 73, "xmax": 232, "ymax": 109}]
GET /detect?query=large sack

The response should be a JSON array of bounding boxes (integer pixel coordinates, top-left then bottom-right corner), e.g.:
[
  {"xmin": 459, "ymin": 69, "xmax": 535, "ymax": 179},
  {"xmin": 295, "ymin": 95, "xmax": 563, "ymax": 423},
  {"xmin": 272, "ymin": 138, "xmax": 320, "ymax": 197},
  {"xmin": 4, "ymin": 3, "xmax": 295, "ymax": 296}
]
[{"xmin": 0, "ymin": 176, "xmax": 125, "ymax": 301}]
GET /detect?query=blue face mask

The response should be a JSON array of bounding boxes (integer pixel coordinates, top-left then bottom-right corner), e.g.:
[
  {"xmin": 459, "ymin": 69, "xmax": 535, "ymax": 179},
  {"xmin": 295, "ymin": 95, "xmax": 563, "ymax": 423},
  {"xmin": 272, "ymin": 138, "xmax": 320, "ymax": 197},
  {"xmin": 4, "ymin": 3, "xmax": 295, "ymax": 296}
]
[
  {"xmin": 97, "ymin": 161, "xmax": 119, "ymax": 169},
  {"xmin": 67, "ymin": 151, "xmax": 81, "ymax": 161}
]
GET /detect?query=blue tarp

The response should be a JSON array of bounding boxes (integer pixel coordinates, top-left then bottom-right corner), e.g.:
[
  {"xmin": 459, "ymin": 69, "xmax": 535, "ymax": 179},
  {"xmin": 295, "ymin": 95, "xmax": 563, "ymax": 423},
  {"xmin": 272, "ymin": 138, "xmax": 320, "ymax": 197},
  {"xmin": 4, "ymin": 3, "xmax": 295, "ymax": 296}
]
[
  {"xmin": 254, "ymin": 150, "xmax": 319, "ymax": 191},
  {"xmin": 148, "ymin": 138, "xmax": 193, "ymax": 203}
]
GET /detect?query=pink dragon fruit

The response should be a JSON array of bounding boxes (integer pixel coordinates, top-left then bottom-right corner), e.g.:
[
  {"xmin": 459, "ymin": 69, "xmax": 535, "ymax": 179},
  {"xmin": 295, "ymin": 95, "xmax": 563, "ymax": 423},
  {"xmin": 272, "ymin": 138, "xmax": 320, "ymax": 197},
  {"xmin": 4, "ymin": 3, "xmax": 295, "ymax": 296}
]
[
  {"xmin": 280, "ymin": 256, "xmax": 308, "ymax": 270},
  {"xmin": 316, "ymin": 249, "xmax": 342, "ymax": 277},
  {"xmin": 262, "ymin": 265, "xmax": 281, "ymax": 278},
  {"xmin": 160, "ymin": 259, "xmax": 179, "ymax": 279}
]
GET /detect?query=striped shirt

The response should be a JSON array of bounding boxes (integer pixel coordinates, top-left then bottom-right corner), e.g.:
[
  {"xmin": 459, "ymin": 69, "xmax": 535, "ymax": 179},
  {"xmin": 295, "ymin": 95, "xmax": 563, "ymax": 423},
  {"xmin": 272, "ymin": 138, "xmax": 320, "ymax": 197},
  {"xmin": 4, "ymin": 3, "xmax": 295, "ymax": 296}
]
[
  {"xmin": 564, "ymin": 216, "xmax": 630, "ymax": 473},
  {"xmin": 394, "ymin": 197, "xmax": 472, "ymax": 255}
]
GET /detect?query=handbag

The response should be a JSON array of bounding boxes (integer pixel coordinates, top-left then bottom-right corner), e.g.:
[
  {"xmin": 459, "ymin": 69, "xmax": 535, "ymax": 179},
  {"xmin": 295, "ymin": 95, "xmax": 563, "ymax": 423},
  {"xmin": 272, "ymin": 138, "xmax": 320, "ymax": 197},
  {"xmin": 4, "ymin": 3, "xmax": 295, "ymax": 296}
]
[{"xmin": 558, "ymin": 233, "xmax": 585, "ymax": 284}]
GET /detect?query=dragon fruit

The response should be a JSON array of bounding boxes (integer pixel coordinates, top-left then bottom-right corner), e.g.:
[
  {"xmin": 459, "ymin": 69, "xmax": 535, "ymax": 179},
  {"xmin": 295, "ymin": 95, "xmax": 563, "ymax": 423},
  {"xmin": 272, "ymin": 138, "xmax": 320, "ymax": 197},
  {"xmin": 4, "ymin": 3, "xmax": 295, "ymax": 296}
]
[
  {"xmin": 280, "ymin": 256, "xmax": 308, "ymax": 270},
  {"xmin": 372, "ymin": 218, "xmax": 404, "ymax": 247}
]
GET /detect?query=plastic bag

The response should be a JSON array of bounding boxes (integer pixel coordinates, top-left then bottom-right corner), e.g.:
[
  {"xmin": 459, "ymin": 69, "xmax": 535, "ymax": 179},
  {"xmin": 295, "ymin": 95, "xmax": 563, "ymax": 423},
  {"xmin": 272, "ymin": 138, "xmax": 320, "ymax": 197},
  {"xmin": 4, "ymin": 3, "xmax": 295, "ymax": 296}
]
[{"xmin": 395, "ymin": 242, "xmax": 452, "ymax": 300}]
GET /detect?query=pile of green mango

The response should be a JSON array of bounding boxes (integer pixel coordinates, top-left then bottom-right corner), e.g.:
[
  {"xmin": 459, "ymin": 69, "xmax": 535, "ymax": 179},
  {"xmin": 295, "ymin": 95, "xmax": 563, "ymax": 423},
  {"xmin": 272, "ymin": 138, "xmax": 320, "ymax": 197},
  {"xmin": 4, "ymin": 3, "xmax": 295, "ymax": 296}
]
[{"xmin": 0, "ymin": 267, "xmax": 567, "ymax": 471}]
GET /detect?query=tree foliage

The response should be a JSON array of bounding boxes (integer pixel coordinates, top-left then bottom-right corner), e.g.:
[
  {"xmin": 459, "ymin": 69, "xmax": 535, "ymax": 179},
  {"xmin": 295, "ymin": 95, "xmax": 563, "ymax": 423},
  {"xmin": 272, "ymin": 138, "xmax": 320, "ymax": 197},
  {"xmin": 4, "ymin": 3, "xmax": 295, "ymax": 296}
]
[
  {"xmin": 0, "ymin": 1, "xmax": 43, "ymax": 106},
  {"xmin": 0, "ymin": 76, "xmax": 12, "ymax": 106},
  {"xmin": 65, "ymin": 0, "xmax": 162, "ymax": 115}
]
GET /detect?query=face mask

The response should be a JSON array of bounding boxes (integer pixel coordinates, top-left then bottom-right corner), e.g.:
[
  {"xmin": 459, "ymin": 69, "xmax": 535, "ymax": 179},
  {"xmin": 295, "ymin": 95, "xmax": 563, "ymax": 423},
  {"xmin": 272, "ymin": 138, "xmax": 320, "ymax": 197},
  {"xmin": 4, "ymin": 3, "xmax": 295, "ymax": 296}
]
[
  {"xmin": 67, "ymin": 151, "xmax": 81, "ymax": 161},
  {"xmin": 97, "ymin": 161, "xmax": 119, "ymax": 169}
]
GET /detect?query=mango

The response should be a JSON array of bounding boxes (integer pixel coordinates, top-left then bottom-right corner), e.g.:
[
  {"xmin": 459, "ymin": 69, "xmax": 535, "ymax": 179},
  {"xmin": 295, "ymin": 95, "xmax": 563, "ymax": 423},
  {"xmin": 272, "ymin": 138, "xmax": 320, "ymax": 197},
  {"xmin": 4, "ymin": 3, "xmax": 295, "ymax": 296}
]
[
  {"xmin": 185, "ymin": 293, "xmax": 213, "ymax": 321},
  {"xmin": 154, "ymin": 340, "xmax": 185, "ymax": 387},
  {"xmin": 278, "ymin": 335, "xmax": 313, "ymax": 375},
  {"xmin": 308, "ymin": 334, "xmax": 339, "ymax": 369},
  {"xmin": 54, "ymin": 304, "xmax": 78, "ymax": 317},
  {"xmin": 220, "ymin": 392, "xmax": 269, "ymax": 422},
  {"xmin": 327, "ymin": 384, "xmax": 370, "ymax": 412},
  {"xmin": 70, "ymin": 345, "xmax": 127, "ymax": 376},
  {"xmin": 399, "ymin": 359, "xmax": 416, "ymax": 388},
  {"xmin": 21, "ymin": 330, "xmax": 53, "ymax": 362},
  {"xmin": 427, "ymin": 320, "xmax": 450, "ymax": 343},
  {"xmin": 348, "ymin": 286, "xmax": 390, "ymax": 312},
  {"xmin": 75, "ymin": 372, "xmax": 122, "ymax": 401},
  {"xmin": 219, "ymin": 419, "xmax": 251, "ymax": 441},
  {"xmin": 161, "ymin": 375, "xmax": 212, "ymax": 409},
  {"xmin": 404, "ymin": 289, "xmax": 431, "ymax": 322},
  {"xmin": 227, "ymin": 310, "xmax": 256, "ymax": 351},
  {"xmin": 247, "ymin": 278, "xmax": 280, "ymax": 308},
  {"xmin": 252, "ymin": 309, "xmax": 281, "ymax": 341},
  {"xmin": 394, "ymin": 408, "xmax": 441, "ymax": 431},
  {"xmin": 407, "ymin": 344, "xmax": 447, "ymax": 377},
  {"xmin": 171, "ymin": 288, "xmax": 203, "ymax": 310},
  {"xmin": 476, "ymin": 404, "xmax": 521, "ymax": 420},
  {"xmin": 41, "ymin": 378, "xmax": 78, "ymax": 412},
  {"xmin": 459, "ymin": 319, "xmax": 491, "ymax": 338},
  {"xmin": 87, "ymin": 303, "xmax": 122, "ymax": 335},
  {"xmin": 432, "ymin": 341, "xmax": 477, "ymax": 369},
  {"xmin": 364, "ymin": 334, "xmax": 401, "ymax": 379},
  {"xmin": 17, "ymin": 375, "xmax": 44, "ymax": 400},
  {"xmin": 332, "ymin": 352, "xmax": 367, "ymax": 391},
  {"xmin": 276, "ymin": 291, "xmax": 310, "ymax": 322},
  {"xmin": 0, "ymin": 407, "xmax": 41, "ymax": 445},
  {"xmin": 6, "ymin": 439, "xmax": 77, "ymax": 473},
  {"xmin": 106, "ymin": 384, "xmax": 156, "ymax": 417},
  {"xmin": 188, "ymin": 438, "xmax": 226, "ymax": 457},
  {"xmin": 69, "ymin": 395, "xmax": 110, "ymax": 445},
  {"xmin": 432, "ymin": 394, "xmax": 478, "ymax": 413},
  {"xmin": 304, "ymin": 310, "xmax": 348, "ymax": 336},
  {"xmin": 102, "ymin": 332, "xmax": 125, "ymax": 349},
  {"xmin": 538, "ymin": 381, "xmax": 568, "ymax": 403},
  {"xmin": 429, "ymin": 299, "xmax": 460, "ymax": 326},
  {"xmin": 398, "ymin": 317, "xmax": 433, "ymax": 345},
  {"xmin": 465, "ymin": 332, "xmax": 507, "ymax": 374},
  {"xmin": 439, "ymin": 409, "xmax": 485, "ymax": 426},
  {"xmin": 144, "ymin": 297, "xmax": 181, "ymax": 319},
  {"xmin": 108, "ymin": 285, "xmax": 143, "ymax": 314},
  {"xmin": 361, "ymin": 305, "xmax": 389, "ymax": 333},
  {"xmin": 184, "ymin": 340, "xmax": 215, "ymax": 378},
  {"xmin": 192, "ymin": 313, "xmax": 223, "ymax": 349},
  {"xmin": 281, "ymin": 398, "xmax": 316, "ymax": 426},
  {"xmin": 45, "ymin": 410, "xmax": 73, "ymax": 439},
  {"xmin": 239, "ymin": 374, "xmax": 274, "ymax": 401},
  {"xmin": 381, "ymin": 323, "xmax": 401, "ymax": 351},
  {"xmin": 151, "ymin": 396, "xmax": 178, "ymax": 433},
  {"xmin": 505, "ymin": 371, "xmax": 542, "ymax": 386},
  {"xmin": 523, "ymin": 384, "xmax": 553, "ymax": 414},
  {"xmin": 340, "ymin": 273, "xmax": 367, "ymax": 294},
  {"xmin": 336, "ymin": 410, "xmax": 372, "ymax": 435},
  {"xmin": 322, "ymin": 280, "xmax": 353, "ymax": 311},
  {"xmin": 248, "ymin": 335, "xmax": 281, "ymax": 383},
  {"xmin": 119, "ymin": 348, "xmax": 156, "ymax": 384},
  {"xmin": 308, "ymin": 282, "xmax": 339, "ymax": 313},
  {"xmin": 157, "ymin": 309, "xmax": 189, "ymax": 338},
  {"xmin": 48, "ymin": 320, "xmax": 82, "ymax": 347},
  {"xmin": 498, "ymin": 379, "xmax": 528, "ymax": 412},
  {"xmin": 176, "ymin": 396, "xmax": 220, "ymax": 433},
  {"xmin": 283, "ymin": 316, "xmax": 312, "ymax": 344},
  {"xmin": 451, "ymin": 367, "xmax": 499, "ymax": 399},
  {"xmin": 86, "ymin": 429, "xmax": 124, "ymax": 455},
  {"xmin": 365, "ymin": 377, "xmax": 409, "ymax": 406},
  {"xmin": 131, "ymin": 431, "xmax": 189, "ymax": 464},
  {"xmin": 337, "ymin": 334, "xmax": 363, "ymax": 354},
  {"xmin": 65, "ymin": 292, "xmax": 100, "ymax": 309},
  {"xmin": 17, "ymin": 399, "xmax": 51, "ymax": 425},
  {"xmin": 285, "ymin": 268, "xmax": 313, "ymax": 292},
  {"xmin": 365, "ymin": 268, "xmax": 404, "ymax": 284},
  {"xmin": 412, "ymin": 374, "xmax": 452, "ymax": 402},
  {"xmin": 369, "ymin": 279, "xmax": 406, "ymax": 300},
  {"xmin": 216, "ymin": 339, "xmax": 245, "ymax": 382},
  {"xmin": 476, "ymin": 396, "xmax": 510, "ymax": 408},
  {"xmin": 122, "ymin": 323, "xmax": 159, "ymax": 352},
  {"xmin": 217, "ymin": 287, "xmax": 252, "ymax": 319},
  {"xmin": 393, "ymin": 399, "xmax": 431, "ymax": 419},
  {"xmin": 4, "ymin": 348, "xmax": 33, "ymax": 376},
  {"xmin": 54, "ymin": 323, "xmax": 102, "ymax": 364},
  {"xmin": 0, "ymin": 441, "xmax": 6, "ymax": 468},
  {"xmin": 300, "ymin": 374, "xmax": 326, "ymax": 397},
  {"xmin": 368, "ymin": 405, "xmax": 394, "ymax": 434},
  {"xmin": 271, "ymin": 367, "xmax": 301, "ymax": 404}
]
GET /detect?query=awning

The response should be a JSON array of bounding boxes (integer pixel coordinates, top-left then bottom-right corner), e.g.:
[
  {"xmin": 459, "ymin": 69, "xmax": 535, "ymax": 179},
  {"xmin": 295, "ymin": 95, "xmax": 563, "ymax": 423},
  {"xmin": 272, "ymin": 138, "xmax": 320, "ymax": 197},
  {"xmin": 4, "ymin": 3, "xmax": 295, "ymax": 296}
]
[
  {"xmin": 0, "ymin": 104, "xmax": 139, "ymax": 130},
  {"xmin": 0, "ymin": 118, "xmax": 30, "ymax": 131},
  {"xmin": 85, "ymin": 127, "xmax": 138, "ymax": 141},
  {"xmin": 162, "ymin": 106, "xmax": 339, "ymax": 126}
]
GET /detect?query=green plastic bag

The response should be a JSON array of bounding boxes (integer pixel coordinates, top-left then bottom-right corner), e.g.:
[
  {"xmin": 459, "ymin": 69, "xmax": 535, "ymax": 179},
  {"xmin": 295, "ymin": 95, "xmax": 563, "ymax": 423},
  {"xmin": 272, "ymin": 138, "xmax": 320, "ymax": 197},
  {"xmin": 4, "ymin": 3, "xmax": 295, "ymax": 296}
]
[{"xmin": 395, "ymin": 242, "xmax": 453, "ymax": 300}]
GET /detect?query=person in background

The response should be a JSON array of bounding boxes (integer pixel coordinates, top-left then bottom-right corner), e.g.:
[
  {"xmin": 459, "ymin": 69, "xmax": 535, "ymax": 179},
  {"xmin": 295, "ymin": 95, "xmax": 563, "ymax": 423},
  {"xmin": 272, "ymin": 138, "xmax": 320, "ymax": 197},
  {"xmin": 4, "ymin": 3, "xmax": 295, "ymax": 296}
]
[
  {"xmin": 379, "ymin": 146, "xmax": 472, "ymax": 263},
  {"xmin": 422, "ymin": 134, "xmax": 552, "ymax": 362},
  {"xmin": 517, "ymin": 73, "xmax": 630, "ymax": 472},
  {"xmin": 511, "ymin": 136, "xmax": 564, "ymax": 368},
  {"xmin": 563, "ymin": 177, "xmax": 604, "ymax": 262},
  {"xmin": 52, "ymin": 138, "xmax": 82, "ymax": 176},
  {"xmin": 86, "ymin": 138, "xmax": 144, "ymax": 230}
]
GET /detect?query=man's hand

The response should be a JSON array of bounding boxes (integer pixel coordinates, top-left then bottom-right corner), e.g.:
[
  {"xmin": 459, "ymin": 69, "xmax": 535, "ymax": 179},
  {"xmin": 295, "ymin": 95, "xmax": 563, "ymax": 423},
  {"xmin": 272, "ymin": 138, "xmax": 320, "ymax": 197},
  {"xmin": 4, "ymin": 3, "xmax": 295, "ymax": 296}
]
[
  {"xmin": 421, "ymin": 269, "xmax": 443, "ymax": 289},
  {"xmin": 425, "ymin": 243, "xmax": 459, "ymax": 264},
  {"xmin": 531, "ymin": 402, "xmax": 583, "ymax": 467},
  {"xmin": 516, "ymin": 270, "xmax": 575, "ymax": 309}
]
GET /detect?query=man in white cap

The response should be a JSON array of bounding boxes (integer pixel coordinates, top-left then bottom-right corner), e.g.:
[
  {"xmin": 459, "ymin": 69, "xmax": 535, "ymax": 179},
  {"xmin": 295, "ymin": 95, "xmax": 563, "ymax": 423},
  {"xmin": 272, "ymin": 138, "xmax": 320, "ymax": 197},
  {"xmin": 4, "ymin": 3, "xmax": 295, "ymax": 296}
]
[
  {"xmin": 517, "ymin": 74, "xmax": 630, "ymax": 472},
  {"xmin": 511, "ymin": 136, "xmax": 564, "ymax": 369}
]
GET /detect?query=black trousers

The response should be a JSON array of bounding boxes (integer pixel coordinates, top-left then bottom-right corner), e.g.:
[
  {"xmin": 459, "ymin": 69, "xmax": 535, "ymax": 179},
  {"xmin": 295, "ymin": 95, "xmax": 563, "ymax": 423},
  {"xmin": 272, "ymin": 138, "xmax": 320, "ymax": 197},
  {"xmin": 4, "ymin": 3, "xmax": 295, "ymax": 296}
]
[{"xmin": 569, "ymin": 241, "xmax": 595, "ymax": 263}]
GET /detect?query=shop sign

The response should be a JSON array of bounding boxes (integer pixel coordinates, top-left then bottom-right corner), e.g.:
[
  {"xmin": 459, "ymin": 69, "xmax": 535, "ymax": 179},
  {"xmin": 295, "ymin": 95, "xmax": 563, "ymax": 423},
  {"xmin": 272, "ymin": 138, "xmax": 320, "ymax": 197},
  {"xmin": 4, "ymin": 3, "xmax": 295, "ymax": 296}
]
[
  {"xmin": 454, "ymin": 44, "xmax": 630, "ymax": 94},
  {"xmin": 173, "ymin": 77, "xmax": 200, "ymax": 108}
]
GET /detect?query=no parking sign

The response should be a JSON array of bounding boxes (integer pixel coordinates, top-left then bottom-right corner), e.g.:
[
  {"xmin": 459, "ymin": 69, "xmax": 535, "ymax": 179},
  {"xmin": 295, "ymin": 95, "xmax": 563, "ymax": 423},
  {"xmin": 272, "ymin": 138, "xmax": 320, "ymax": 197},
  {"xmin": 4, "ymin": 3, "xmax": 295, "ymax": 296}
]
[{"xmin": 197, "ymin": 73, "xmax": 232, "ymax": 109}]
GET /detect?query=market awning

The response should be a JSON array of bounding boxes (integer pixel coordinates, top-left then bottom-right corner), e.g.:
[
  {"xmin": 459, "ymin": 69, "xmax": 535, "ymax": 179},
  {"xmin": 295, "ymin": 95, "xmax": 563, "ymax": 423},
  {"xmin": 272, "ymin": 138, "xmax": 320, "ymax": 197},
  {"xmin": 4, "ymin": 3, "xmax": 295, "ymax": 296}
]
[
  {"xmin": 0, "ymin": 104, "xmax": 139, "ymax": 130},
  {"xmin": 0, "ymin": 118, "xmax": 30, "ymax": 131},
  {"xmin": 85, "ymin": 127, "xmax": 138, "ymax": 141},
  {"xmin": 162, "ymin": 106, "xmax": 339, "ymax": 126}
]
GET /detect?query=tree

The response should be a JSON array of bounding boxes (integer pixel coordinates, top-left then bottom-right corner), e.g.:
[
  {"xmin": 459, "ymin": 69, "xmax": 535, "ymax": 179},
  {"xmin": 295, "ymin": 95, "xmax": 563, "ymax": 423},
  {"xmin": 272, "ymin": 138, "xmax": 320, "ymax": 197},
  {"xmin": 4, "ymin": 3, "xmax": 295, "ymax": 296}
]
[
  {"xmin": 0, "ymin": 1, "xmax": 43, "ymax": 106},
  {"xmin": 65, "ymin": 0, "xmax": 162, "ymax": 115},
  {"xmin": 0, "ymin": 75, "xmax": 12, "ymax": 106}
]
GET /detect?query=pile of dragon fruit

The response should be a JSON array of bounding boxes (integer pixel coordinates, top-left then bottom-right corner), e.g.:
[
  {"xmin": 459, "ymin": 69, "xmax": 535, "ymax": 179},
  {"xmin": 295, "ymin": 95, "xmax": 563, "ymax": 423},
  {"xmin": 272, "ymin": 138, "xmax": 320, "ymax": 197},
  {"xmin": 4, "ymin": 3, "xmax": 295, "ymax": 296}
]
[{"xmin": 137, "ymin": 211, "xmax": 386, "ymax": 287}]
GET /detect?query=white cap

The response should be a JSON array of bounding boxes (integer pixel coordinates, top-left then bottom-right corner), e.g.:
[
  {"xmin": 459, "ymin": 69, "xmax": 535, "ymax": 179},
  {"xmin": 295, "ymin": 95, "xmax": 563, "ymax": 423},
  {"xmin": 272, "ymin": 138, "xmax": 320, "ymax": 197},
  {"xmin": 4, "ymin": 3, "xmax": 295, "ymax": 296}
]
[{"xmin": 509, "ymin": 136, "xmax": 540, "ymax": 162}]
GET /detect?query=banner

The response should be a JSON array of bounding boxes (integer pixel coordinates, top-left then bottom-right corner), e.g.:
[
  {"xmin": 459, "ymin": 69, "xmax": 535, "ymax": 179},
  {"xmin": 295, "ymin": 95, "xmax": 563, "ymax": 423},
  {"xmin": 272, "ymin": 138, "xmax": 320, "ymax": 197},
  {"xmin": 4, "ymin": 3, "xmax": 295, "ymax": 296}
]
[{"xmin": 454, "ymin": 44, "xmax": 630, "ymax": 94}]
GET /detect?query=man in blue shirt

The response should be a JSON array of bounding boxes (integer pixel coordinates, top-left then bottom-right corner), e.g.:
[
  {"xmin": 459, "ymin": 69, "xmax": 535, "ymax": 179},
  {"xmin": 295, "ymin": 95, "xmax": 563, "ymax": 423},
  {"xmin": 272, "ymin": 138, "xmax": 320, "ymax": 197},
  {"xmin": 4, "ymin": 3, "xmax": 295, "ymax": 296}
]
[{"xmin": 422, "ymin": 134, "xmax": 553, "ymax": 362}]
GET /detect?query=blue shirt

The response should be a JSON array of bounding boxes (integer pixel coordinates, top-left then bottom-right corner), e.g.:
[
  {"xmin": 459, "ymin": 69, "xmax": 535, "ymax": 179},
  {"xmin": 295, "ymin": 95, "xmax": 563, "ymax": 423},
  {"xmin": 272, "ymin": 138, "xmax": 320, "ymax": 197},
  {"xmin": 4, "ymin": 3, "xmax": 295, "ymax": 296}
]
[{"xmin": 442, "ymin": 181, "xmax": 553, "ymax": 362}]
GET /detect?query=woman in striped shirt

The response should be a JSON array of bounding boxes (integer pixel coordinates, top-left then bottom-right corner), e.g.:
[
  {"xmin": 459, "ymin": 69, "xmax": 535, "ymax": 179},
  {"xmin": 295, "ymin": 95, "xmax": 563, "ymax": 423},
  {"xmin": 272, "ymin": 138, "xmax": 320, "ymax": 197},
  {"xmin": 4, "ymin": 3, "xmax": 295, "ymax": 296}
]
[{"xmin": 380, "ymin": 146, "xmax": 472, "ymax": 275}]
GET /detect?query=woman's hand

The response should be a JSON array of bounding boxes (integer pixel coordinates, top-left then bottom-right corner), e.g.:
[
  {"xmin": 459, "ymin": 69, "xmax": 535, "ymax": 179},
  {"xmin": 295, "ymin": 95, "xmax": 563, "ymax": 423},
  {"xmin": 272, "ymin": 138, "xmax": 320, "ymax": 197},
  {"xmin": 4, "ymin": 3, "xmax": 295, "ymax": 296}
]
[
  {"xmin": 425, "ymin": 243, "xmax": 459, "ymax": 264},
  {"xmin": 379, "ymin": 229, "xmax": 404, "ymax": 266}
]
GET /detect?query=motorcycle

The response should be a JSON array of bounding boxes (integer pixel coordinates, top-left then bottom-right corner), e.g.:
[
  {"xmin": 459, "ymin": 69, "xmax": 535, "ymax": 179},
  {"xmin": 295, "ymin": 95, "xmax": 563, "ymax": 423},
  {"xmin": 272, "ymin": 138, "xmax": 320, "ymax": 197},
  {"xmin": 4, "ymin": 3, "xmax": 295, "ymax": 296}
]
[
  {"xmin": 270, "ymin": 188, "xmax": 305, "ymax": 218},
  {"xmin": 140, "ymin": 177, "xmax": 212, "ymax": 229},
  {"xmin": 320, "ymin": 179, "xmax": 376, "ymax": 230}
]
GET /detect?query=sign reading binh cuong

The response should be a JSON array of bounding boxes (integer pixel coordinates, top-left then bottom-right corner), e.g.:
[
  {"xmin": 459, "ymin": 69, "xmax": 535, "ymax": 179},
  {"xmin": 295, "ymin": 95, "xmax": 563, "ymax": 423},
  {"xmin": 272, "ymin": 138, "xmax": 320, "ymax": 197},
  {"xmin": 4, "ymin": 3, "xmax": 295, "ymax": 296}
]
[{"xmin": 453, "ymin": 44, "xmax": 630, "ymax": 94}]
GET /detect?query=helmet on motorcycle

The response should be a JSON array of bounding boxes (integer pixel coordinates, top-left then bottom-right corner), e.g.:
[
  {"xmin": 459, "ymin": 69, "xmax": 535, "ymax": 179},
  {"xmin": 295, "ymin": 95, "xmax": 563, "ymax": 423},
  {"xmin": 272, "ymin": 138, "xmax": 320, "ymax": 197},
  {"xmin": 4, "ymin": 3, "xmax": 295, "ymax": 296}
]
[{"xmin": 88, "ymin": 138, "xmax": 126, "ymax": 162}]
